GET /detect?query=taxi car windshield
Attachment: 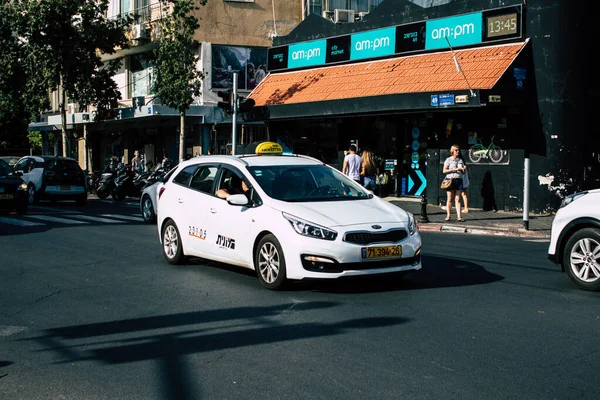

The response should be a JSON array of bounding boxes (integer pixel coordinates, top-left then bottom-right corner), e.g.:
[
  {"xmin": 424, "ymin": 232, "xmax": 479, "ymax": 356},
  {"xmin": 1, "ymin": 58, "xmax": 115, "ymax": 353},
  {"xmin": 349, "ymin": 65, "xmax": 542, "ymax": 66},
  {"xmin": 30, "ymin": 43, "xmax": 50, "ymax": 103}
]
[{"xmin": 248, "ymin": 164, "xmax": 370, "ymax": 202}]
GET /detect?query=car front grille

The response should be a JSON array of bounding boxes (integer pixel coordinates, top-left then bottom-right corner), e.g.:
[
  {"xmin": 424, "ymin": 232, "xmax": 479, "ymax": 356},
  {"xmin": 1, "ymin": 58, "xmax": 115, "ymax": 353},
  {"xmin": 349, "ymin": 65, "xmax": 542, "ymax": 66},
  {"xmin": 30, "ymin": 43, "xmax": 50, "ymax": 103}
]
[{"xmin": 343, "ymin": 229, "xmax": 408, "ymax": 245}]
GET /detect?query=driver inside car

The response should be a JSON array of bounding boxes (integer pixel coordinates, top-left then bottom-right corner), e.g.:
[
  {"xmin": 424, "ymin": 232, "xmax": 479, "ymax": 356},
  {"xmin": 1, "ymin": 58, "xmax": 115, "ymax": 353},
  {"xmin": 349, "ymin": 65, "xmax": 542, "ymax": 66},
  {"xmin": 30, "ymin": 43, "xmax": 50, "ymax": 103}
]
[{"xmin": 216, "ymin": 174, "xmax": 250, "ymax": 199}]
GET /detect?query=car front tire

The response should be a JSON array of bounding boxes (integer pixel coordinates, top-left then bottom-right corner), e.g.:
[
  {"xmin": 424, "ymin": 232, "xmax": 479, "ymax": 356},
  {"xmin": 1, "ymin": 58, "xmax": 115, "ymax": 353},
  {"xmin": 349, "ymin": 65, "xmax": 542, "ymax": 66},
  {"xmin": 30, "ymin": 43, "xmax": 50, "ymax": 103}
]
[
  {"xmin": 162, "ymin": 220, "xmax": 187, "ymax": 265},
  {"xmin": 563, "ymin": 227, "xmax": 600, "ymax": 291},
  {"xmin": 141, "ymin": 195, "xmax": 156, "ymax": 223},
  {"xmin": 255, "ymin": 234, "xmax": 287, "ymax": 290}
]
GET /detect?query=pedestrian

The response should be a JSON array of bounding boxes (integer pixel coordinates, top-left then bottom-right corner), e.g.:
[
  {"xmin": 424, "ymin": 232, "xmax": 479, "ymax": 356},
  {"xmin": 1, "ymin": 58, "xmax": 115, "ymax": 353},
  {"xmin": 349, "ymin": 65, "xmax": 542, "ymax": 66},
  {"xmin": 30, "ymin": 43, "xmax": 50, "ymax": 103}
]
[
  {"xmin": 360, "ymin": 149, "xmax": 379, "ymax": 191},
  {"xmin": 161, "ymin": 152, "xmax": 173, "ymax": 171},
  {"xmin": 460, "ymin": 154, "xmax": 470, "ymax": 213},
  {"xmin": 442, "ymin": 151, "xmax": 469, "ymax": 213},
  {"xmin": 342, "ymin": 144, "xmax": 362, "ymax": 184},
  {"xmin": 442, "ymin": 144, "xmax": 466, "ymax": 222},
  {"xmin": 208, "ymin": 148, "xmax": 214, "ymax": 155},
  {"xmin": 131, "ymin": 150, "xmax": 143, "ymax": 173}
]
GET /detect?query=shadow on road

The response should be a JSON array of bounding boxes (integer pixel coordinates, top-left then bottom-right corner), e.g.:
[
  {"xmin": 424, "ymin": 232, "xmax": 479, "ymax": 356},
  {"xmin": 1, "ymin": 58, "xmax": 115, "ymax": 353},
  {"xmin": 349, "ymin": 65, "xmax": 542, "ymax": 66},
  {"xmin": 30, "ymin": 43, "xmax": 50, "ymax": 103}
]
[{"xmin": 23, "ymin": 303, "xmax": 409, "ymax": 400}]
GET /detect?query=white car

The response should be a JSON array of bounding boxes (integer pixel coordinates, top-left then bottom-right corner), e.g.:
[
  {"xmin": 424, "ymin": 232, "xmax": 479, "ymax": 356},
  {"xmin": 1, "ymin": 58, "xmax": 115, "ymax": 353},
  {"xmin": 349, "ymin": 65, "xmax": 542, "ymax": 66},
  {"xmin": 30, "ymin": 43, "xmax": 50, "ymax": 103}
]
[
  {"xmin": 548, "ymin": 188, "xmax": 600, "ymax": 291},
  {"xmin": 140, "ymin": 167, "xmax": 175, "ymax": 223},
  {"xmin": 156, "ymin": 142, "xmax": 422, "ymax": 290},
  {"xmin": 13, "ymin": 155, "xmax": 87, "ymax": 205}
]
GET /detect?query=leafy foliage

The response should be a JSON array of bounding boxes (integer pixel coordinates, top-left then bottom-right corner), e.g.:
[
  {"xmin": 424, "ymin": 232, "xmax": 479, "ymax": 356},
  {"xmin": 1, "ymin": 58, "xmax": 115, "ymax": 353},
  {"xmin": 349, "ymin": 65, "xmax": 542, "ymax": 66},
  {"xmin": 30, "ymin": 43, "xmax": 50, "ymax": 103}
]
[
  {"xmin": 154, "ymin": 0, "xmax": 206, "ymax": 111},
  {"xmin": 153, "ymin": 0, "xmax": 206, "ymax": 161}
]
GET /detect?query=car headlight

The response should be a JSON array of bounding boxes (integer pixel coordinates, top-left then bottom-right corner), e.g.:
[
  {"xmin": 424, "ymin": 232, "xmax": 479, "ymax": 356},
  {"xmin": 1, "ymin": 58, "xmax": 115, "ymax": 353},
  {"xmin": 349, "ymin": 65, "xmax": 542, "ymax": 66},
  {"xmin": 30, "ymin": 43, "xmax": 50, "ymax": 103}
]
[
  {"xmin": 18, "ymin": 182, "xmax": 28, "ymax": 191},
  {"xmin": 283, "ymin": 212, "xmax": 337, "ymax": 241},
  {"xmin": 407, "ymin": 213, "xmax": 418, "ymax": 235},
  {"xmin": 560, "ymin": 191, "xmax": 587, "ymax": 209}
]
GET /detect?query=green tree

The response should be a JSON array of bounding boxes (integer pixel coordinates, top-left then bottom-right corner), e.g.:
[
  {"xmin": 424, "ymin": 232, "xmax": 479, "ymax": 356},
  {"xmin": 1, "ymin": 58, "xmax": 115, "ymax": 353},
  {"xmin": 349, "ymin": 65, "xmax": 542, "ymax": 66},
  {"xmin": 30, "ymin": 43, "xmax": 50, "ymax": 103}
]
[
  {"xmin": 153, "ymin": 0, "xmax": 206, "ymax": 162},
  {"xmin": 0, "ymin": 2, "xmax": 29, "ymax": 148},
  {"xmin": 18, "ymin": 0, "xmax": 130, "ymax": 157}
]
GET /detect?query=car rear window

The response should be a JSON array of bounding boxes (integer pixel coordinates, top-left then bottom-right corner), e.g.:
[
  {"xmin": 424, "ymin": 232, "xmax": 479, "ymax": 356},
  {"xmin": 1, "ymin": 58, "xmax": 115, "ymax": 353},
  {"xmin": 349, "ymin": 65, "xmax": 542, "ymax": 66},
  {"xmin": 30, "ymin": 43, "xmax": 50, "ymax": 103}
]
[{"xmin": 45, "ymin": 159, "xmax": 82, "ymax": 172}]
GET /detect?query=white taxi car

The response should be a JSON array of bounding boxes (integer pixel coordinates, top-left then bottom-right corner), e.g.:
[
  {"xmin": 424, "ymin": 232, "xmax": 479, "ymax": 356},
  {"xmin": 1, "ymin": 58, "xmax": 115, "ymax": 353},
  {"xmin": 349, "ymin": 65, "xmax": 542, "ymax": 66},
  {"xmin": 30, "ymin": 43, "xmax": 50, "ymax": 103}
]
[
  {"xmin": 548, "ymin": 189, "xmax": 600, "ymax": 291},
  {"xmin": 156, "ymin": 142, "xmax": 422, "ymax": 290}
]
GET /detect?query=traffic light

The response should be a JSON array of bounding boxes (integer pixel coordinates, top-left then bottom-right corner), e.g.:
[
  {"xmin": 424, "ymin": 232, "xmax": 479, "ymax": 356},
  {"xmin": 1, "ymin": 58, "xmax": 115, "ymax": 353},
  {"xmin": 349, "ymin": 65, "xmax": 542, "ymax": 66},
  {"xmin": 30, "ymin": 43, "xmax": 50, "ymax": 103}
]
[
  {"xmin": 237, "ymin": 96, "xmax": 255, "ymax": 113},
  {"xmin": 217, "ymin": 90, "xmax": 232, "ymax": 114}
]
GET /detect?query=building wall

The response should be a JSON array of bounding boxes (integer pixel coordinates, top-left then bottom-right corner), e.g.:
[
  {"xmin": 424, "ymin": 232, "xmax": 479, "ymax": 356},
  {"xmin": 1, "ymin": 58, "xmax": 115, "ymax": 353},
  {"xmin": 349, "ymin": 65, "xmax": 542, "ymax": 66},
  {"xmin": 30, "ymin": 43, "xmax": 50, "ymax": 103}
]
[{"xmin": 193, "ymin": 0, "xmax": 301, "ymax": 47}]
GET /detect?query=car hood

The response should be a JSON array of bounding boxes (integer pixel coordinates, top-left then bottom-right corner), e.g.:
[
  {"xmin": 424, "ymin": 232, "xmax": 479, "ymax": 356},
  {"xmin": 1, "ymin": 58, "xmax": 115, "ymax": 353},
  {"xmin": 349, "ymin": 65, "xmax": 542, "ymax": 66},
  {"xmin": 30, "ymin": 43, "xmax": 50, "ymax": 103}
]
[{"xmin": 271, "ymin": 197, "xmax": 409, "ymax": 227}]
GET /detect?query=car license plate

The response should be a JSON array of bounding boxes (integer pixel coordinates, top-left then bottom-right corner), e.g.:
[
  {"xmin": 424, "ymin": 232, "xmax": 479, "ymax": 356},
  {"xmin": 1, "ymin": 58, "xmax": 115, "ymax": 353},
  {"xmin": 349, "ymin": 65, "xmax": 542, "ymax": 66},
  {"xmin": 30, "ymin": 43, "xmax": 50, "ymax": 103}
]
[
  {"xmin": 362, "ymin": 245, "xmax": 402, "ymax": 259},
  {"xmin": 60, "ymin": 185, "xmax": 71, "ymax": 190},
  {"xmin": 0, "ymin": 193, "xmax": 13, "ymax": 199}
]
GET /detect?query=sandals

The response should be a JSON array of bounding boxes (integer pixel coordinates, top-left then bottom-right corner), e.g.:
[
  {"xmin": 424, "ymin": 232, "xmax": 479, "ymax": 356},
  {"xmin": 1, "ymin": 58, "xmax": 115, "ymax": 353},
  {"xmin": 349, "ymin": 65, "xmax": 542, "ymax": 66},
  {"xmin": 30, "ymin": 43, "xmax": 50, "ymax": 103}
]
[
  {"xmin": 444, "ymin": 217, "xmax": 451, "ymax": 221},
  {"xmin": 457, "ymin": 218, "xmax": 465, "ymax": 222}
]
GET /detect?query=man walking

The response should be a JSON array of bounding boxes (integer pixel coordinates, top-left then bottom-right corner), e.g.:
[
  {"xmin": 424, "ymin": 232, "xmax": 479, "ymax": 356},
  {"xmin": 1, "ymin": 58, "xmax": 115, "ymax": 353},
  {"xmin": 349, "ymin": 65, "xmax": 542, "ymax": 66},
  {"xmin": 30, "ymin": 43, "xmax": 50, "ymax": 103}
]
[{"xmin": 342, "ymin": 145, "xmax": 362, "ymax": 184}]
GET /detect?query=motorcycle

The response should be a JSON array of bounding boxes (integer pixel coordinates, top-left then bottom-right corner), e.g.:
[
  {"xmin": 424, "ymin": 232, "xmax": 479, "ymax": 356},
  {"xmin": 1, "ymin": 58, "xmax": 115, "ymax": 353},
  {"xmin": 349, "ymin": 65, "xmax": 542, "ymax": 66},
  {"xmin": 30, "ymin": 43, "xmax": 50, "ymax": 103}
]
[
  {"xmin": 113, "ymin": 166, "xmax": 151, "ymax": 201},
  {"xmin": 95, "ymin": 170, "xmax": 117, "ymax": 199}
]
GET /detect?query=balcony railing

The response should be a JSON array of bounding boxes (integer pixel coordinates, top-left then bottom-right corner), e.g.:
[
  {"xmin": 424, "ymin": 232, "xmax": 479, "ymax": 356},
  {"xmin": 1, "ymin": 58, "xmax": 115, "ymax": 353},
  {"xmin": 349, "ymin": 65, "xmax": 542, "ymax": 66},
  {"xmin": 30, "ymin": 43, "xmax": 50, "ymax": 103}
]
[{"xmin": 109, "ymin": 1, "xmax": 173, "ymax": 25}]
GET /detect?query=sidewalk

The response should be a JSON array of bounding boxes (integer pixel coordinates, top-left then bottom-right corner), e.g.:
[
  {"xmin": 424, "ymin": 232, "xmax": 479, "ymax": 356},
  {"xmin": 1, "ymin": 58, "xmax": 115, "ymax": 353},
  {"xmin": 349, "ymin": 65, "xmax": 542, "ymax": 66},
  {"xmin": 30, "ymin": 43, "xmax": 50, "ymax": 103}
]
[{"xmin": 384, "ymin": 197, "xmax": 553, "ymax": 238}]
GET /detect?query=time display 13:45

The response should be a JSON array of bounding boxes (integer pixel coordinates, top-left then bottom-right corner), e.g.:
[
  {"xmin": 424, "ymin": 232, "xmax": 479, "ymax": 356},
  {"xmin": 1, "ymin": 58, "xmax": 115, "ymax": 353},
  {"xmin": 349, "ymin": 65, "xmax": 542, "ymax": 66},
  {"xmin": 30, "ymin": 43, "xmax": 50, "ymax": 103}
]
[{"xmin": 487, "ymin": 13, "xmax": 518, "ymax": 38}]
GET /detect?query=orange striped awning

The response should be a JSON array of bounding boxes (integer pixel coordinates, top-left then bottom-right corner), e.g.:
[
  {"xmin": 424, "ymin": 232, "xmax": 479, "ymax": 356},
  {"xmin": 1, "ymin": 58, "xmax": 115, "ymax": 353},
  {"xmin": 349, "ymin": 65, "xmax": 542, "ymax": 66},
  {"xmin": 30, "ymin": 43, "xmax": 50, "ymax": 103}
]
[{"xmin": 250, "ymin": 40, "xmax": 528, "ymax": 107}]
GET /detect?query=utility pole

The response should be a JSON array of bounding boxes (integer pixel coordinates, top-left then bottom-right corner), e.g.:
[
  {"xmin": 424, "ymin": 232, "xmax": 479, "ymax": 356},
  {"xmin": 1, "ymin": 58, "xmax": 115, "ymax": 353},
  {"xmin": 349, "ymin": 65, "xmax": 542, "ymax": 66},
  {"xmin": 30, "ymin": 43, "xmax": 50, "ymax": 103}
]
[{"xmin": 232, "ymin": 72, "xmax": 238, "ymax": 155}]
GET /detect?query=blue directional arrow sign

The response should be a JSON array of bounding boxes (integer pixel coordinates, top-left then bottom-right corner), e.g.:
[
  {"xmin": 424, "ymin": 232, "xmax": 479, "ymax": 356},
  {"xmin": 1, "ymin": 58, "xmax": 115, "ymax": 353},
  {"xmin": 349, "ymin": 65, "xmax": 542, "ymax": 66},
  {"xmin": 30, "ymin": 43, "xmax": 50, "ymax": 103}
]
[
  {"xmin": 415, "ymin": 170, "xmax": 427, "ymax": 196},
  {"xmin": 408, "ymin": 175, "xmax": 414, "ymax": 193}
]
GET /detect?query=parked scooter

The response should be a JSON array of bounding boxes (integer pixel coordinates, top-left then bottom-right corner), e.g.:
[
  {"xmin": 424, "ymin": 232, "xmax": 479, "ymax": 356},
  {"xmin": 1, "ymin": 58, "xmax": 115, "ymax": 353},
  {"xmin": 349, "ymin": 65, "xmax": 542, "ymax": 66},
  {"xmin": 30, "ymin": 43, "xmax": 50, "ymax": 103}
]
[
  {"xmin": 95, "ymin": 170, "xmax": 117, "ymax": 199},
  {"xmin": 113, "ymin": 165, "xmax": 151, "ymax": 201}
]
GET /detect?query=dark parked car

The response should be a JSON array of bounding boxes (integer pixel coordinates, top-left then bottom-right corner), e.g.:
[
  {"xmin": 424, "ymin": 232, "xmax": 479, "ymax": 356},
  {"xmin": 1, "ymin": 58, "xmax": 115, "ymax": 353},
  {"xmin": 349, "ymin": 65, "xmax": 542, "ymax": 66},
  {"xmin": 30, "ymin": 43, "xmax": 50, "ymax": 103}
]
[
  {"xmin": 0, "ymin": 159, "xmax": 28, "ymax": 214},
  {"xmin": 13, "ymin": 156, "xmax": 87, "ymax": 205},
  {"xmin": 0, "ymin": 155, "xmax": 22, "ymax": 167}
]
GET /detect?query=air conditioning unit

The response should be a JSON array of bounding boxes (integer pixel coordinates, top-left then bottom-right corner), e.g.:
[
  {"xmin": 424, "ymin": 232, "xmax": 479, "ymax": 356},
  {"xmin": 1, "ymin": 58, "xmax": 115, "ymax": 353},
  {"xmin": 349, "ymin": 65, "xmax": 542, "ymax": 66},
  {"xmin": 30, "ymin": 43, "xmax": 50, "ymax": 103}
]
[
  {"xmin": 334, "ymin": 9, "xmax": 355, "ymax": 23},
  {"xmin": 322, "ymin": 10, "xmax": 334, "ymax": 21},
  {"xmin": 131, "ymin": 24, "xmax": 146, "ymax": 39},
  {"xmin": 357, "ymin": 12, "xmax": 369, "ymax": 21}
]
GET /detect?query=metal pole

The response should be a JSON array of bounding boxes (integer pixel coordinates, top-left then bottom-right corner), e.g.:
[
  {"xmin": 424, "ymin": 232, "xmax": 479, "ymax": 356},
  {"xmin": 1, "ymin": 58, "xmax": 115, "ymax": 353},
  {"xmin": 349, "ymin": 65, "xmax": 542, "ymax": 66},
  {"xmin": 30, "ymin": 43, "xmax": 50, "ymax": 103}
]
[
  {"xmin": 523, "ymin": 155, "xmax": 530, "ymax": 230},
  {"xmin": 232, "ymin": 72, "xmax": 238, "ymax": 155}
]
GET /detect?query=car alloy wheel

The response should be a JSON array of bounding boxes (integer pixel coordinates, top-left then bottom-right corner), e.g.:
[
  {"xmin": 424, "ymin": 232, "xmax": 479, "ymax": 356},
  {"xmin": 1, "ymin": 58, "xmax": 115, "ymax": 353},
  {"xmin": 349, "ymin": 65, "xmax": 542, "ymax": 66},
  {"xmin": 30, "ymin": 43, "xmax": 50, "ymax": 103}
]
[
  {"xmin": 162, "ymin": 220, "xmax": 187, "ymax": 265},
  {"xmin": 27, "ymin": 185, "xmax": 36, "ymax": 205},
  {"xmin": 255, "ymin": 234, "xmax": 286, "ymax": 290},
  {"xmin": 564, "ymin": 228, "xmax": 600, "ymax": 291},
  {"xmin": 141, "ymin": 195, "xmax": 155, "ymax": 223}
]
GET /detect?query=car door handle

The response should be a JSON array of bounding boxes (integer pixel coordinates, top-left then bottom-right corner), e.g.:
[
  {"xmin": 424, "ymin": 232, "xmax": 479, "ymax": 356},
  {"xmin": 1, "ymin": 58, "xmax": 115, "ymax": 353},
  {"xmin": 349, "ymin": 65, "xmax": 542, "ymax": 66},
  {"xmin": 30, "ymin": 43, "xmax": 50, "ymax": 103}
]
[{"xmin": 209, "ymin": 208, "xmax": 217, "ymax": 214}]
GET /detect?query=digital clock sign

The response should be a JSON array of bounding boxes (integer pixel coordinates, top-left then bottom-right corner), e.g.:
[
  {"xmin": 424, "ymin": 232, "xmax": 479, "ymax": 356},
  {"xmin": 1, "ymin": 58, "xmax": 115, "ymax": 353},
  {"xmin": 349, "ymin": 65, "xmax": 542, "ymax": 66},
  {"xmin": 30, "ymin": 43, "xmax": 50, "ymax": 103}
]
[{"xmin": 486, "ymin": 13, "xmax": 518, "ymax": 38}]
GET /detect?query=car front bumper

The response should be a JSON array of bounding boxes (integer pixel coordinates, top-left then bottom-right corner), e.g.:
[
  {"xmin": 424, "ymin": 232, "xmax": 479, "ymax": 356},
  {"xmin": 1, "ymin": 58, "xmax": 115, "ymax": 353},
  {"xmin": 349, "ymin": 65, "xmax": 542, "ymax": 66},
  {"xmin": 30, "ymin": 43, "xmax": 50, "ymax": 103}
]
[{"xmin": 281, "ymin": 225, "xmax": 422, "ymax": 280}]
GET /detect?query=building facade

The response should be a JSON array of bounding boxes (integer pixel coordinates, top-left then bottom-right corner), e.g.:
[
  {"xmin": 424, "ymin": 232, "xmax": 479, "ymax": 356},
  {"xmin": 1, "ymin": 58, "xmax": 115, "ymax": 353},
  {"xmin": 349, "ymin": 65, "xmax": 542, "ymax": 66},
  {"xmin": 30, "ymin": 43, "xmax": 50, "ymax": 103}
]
[
  {"xmin": 35, "ymin": 0, "xmax": 302, "ymax": 171},
  {"xmin": 246, "ymin": 0, "xmax": 596, "ymax": 213}
]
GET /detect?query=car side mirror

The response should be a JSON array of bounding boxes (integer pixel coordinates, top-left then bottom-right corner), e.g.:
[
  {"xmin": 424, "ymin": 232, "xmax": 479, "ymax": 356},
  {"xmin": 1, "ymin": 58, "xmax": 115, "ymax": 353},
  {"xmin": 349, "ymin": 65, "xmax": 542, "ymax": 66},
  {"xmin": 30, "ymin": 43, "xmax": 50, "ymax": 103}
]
[
  {"xmin": 15, "ymin": 170, "xmax": 23, "ymax": 176},
  {"xmin": 227, "ymin": 194, "xmax": 250, "ymax": 206}
]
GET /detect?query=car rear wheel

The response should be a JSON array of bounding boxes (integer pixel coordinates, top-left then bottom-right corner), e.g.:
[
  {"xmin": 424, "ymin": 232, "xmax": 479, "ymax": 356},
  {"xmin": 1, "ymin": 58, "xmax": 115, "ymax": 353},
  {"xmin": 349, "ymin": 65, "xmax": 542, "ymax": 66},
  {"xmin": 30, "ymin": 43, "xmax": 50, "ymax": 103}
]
[
  {"xmin": 563, "ymin": 228, "xmax": 600, "ymax": 291},
  {"xmin": 162, "ymin": 220, "xmax": 187, "ymax": 265},
  {"xmin": 255, "ymin": 234, "xmax": 287, "ymax": 290},
  {"xmin": 76, "ymin": 193, "xmax": 87, "ymax": 205},
  {"xmin": 141, "ymin": 195, "xmax": 156, "ymax": 223},
  {"xmin": 16, "ymin": 202, "xmax": 28, "ymax": 215}
]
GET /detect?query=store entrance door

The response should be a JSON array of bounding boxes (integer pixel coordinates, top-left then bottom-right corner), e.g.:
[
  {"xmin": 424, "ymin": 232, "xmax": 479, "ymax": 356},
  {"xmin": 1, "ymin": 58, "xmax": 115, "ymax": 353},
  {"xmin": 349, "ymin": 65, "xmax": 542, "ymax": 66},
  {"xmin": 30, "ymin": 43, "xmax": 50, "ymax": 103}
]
[{"xmin": 402, "ymin": 126, "xmax": 427, "ymax": 197}]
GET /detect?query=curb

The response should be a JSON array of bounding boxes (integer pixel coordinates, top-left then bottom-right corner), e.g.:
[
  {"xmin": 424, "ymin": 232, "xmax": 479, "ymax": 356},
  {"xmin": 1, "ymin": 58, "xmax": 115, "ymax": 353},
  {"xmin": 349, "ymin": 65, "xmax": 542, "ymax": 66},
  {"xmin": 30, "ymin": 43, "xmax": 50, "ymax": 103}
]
[{"xmin": 417, "ymin": 223, "xmax": 550, "ymax": 238}]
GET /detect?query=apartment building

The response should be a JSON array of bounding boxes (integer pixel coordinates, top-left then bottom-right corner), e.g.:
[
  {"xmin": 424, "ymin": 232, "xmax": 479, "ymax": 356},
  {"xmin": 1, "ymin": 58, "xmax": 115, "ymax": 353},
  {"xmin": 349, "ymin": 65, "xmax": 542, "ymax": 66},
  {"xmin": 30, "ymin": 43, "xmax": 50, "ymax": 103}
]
[{"xmin": 36, "ymin": 0, "xmax": 301, "ymax": 170}]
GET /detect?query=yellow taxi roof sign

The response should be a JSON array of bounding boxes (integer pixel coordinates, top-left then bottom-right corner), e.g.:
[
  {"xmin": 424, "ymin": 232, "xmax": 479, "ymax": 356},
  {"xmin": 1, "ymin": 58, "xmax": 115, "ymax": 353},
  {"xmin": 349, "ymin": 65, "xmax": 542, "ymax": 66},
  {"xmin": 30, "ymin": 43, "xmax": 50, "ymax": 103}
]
[{"xmin": 255, "ymin": 141, "xmax": 283, "ymax": 155}]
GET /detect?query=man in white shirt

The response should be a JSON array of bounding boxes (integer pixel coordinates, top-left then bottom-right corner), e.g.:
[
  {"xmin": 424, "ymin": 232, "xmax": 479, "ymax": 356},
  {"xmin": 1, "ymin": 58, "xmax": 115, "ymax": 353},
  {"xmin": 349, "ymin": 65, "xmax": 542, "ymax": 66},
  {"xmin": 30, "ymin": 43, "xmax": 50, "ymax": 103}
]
[{"xmin": 342, "ymin": 145, "xmax": 362, "ymax": 184}]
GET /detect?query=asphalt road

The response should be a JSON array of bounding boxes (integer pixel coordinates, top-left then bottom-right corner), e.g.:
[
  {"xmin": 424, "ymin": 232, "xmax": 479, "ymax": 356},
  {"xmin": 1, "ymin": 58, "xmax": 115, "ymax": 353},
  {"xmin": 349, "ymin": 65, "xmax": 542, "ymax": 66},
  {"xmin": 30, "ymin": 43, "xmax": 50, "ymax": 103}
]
[{"xmin": 1, "ymin": 200, "xmax": 599, "ymax": 400}]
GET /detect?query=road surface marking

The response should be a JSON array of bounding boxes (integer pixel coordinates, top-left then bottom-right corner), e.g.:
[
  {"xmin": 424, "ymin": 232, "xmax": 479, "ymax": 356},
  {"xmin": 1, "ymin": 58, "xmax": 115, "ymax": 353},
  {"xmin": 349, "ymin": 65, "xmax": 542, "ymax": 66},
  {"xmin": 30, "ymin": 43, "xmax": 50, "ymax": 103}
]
[
  {"xmin": 68, "ymin": 215, "xmax": 121, "ymax": 223},
  {"xmin": 100, "ymin": 214, "xmax": 144, "ymax": 222},
  {"xmin": 0, "ymin": 217, "xmax": 45, "ymax": 227},
  {"xmin": 26, "ymin": 215, "xmax": 89, "ymax": 224}
]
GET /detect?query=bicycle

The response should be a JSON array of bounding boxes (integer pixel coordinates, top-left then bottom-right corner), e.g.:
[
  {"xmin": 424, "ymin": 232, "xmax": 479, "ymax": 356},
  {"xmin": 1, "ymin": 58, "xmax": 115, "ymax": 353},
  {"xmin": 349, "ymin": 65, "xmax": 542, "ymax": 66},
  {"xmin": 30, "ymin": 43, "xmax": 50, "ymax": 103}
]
[{"xmin": 468, "ymin": 135, "xmax": 503, "ymax": 163}]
